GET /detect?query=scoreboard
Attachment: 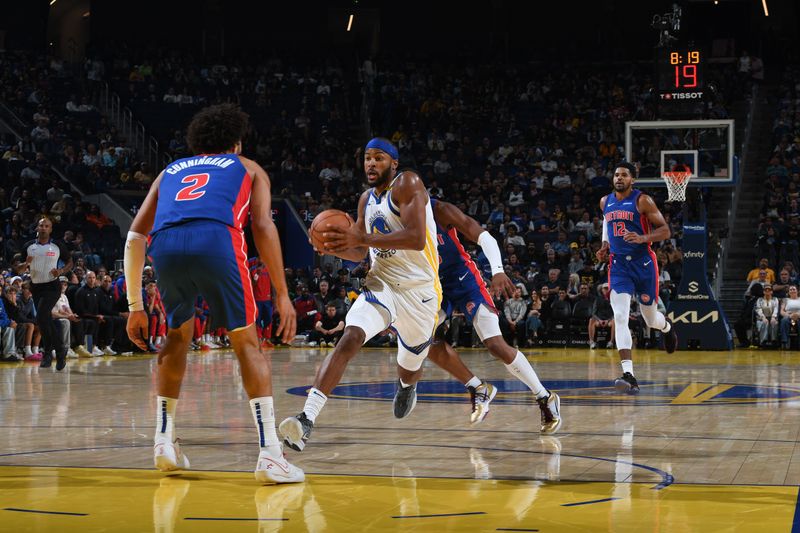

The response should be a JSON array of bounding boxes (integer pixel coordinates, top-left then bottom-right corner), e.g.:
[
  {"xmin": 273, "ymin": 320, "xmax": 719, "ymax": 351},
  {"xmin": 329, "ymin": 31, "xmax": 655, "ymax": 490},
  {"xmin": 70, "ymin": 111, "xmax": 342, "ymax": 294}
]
[{"xmin": 656, "ymin": 47, "xmax": 705, "ymax": 102}]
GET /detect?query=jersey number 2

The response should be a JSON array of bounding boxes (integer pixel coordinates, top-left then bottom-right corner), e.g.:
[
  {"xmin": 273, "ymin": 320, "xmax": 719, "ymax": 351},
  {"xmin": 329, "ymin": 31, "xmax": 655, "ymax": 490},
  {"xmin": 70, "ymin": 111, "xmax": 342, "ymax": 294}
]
[
  {"xmin": 175, "ymin": 173, "xmax": 209, "ymax": 201},
  {"xmin": 612, "ymin": 221, "xmax": 626, "ymax": 237}
]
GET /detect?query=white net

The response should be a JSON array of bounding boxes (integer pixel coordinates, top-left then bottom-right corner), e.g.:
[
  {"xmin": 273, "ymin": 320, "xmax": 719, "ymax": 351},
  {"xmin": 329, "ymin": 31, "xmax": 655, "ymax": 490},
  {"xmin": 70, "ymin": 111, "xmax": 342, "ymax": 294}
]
[{"xmin": 662, "ymin": 171, "xmax": 692, "ymax": 202}]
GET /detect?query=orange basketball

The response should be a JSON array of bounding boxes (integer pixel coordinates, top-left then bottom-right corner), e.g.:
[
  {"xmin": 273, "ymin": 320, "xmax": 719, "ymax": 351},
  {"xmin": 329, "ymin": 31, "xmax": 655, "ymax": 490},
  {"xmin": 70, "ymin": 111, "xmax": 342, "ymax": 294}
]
[{"xmin": 309, "ymin": 209, "xmax": 355, "ymax": 253}]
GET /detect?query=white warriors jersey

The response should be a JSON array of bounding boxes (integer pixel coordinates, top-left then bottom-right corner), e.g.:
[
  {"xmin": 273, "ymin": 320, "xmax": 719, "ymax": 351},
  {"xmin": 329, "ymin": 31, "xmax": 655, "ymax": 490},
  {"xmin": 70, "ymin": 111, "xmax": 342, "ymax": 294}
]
[{"xmin": 363, "ymin": 175, "xmax": 442, "ymax": 296}]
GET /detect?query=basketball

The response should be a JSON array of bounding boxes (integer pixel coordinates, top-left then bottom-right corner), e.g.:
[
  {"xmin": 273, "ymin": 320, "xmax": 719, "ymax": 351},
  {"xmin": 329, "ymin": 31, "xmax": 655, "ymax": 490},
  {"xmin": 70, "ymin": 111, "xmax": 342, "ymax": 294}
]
[{"xmin": 309, "ymin": 209, "xmax": 355, "ymax": 252}]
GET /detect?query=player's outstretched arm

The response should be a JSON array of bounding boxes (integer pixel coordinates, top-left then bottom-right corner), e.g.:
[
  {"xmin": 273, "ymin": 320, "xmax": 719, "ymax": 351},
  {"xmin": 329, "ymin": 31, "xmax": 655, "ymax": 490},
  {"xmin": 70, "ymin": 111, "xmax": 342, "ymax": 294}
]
[
  {"xmin": 433, "ymin": 199, "xmax": 514, "ymax": 298},
  {"xmin": 248, "ymin": 160, "xmax": 296, "ymax": 343},
  {"xmin": 125, "ymin": 172, "xmax": 163, "ymax": 350},
  {"xmin": 623, "ymin": 194, "xmax": 671, "ymax": 245},
  {"xmin": 320, "ymin": 190, "xmax": 369, "ymax": 261}
]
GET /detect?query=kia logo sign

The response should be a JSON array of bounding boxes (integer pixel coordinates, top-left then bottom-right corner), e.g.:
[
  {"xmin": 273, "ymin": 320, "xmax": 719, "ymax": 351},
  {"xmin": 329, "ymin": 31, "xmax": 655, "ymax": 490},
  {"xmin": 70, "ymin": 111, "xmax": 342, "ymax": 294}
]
[{"xmin": 667, "ymin": 310, "xmax": 719, "ymax": 324}]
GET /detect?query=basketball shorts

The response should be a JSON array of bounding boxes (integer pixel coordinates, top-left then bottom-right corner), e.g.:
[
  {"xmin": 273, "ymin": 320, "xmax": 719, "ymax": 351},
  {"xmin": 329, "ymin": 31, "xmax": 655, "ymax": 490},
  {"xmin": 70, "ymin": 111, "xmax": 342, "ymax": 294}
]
[
  {"xmin": 148, "ymin": 221, "xmax": 257, "ymax": 331},
  {"xmin": 439, "ymin": 277, "xmax": 501, "ymax": 341},
  {"xmin": 346, "ymin": 277, "xmax": 440, "ymax": 371},
  {"xmin": 609, "ymin": 251, "xmax": 659, "ymax": 305}
]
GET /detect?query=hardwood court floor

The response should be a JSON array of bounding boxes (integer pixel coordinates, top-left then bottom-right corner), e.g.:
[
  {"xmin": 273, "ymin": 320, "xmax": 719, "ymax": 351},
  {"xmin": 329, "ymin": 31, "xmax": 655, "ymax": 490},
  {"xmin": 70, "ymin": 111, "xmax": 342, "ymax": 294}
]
[{"xmin": 2, "ymin": 345, "xmax": 800, "ymax": 531}]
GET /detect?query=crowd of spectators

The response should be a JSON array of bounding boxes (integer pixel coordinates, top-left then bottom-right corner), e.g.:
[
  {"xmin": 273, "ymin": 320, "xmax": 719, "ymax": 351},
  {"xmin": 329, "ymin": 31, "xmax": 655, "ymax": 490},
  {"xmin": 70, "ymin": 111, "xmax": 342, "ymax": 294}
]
[
  {"xmin": 0, "ymin": 48, "xmax": 751, "ymax": 353},
  {"xmin": 737, "ymin": 66, "xmax": 800, "ymax": 349}
]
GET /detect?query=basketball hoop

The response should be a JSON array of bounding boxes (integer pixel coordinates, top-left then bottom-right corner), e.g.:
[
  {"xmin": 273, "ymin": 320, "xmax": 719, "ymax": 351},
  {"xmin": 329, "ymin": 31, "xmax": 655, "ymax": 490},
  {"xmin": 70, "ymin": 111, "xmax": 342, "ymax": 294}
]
[{"xmin": 662, "ymin": 171, "xmax": 692, "ymax": 202}]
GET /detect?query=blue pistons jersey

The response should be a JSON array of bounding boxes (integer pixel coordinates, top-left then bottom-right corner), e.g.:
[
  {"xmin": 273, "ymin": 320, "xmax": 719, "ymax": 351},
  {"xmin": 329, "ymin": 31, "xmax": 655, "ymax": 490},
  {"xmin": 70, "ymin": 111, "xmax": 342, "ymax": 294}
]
[
  {"xmin": 603, "ymin": 189, "xmax": 659, "ymax": 303},
  {"xmin": 147, "ymin": 153, "xmax": 257, "ymax": 331},
  {"xmin": 432, "ymin": 199, "xmax": 496, "ymax": 321},
  {"xmin": 152, "ymin": 154, "xmax": 252, "ymax": 234}
]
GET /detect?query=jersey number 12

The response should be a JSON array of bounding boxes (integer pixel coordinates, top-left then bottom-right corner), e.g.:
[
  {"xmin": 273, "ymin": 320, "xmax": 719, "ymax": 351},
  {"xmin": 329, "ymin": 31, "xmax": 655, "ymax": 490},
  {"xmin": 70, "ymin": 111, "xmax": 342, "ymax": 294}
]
[
  {"xmin": 612, "ymin": 221, "xmax": 626, "ymax": 237},
  {"xmin": 175, "ymin": 173, "xmax": 210, "ymax": 201}
]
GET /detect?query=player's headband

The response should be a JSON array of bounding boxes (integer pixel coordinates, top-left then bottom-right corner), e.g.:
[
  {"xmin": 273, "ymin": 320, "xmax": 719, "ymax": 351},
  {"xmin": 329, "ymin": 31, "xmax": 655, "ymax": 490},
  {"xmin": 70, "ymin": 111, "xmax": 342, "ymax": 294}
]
[{"xmin": 365, "ymin": 138, "xmax": 399, "ymax": 160}]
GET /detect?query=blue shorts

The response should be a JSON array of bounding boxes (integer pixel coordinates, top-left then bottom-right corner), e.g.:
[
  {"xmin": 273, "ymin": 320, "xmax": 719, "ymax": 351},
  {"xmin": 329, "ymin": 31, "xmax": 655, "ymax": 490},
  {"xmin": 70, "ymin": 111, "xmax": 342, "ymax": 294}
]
[
  {"xmin": 609, "ymin": 251, "xmax": 659, "ymax": 305},
  {"xmin": 441, "ymin": 274, "xmax": 497, "ymax": 322},
  {"xmin": 148, "ymin": 221, "xmax": 257, "ymax": 330}
]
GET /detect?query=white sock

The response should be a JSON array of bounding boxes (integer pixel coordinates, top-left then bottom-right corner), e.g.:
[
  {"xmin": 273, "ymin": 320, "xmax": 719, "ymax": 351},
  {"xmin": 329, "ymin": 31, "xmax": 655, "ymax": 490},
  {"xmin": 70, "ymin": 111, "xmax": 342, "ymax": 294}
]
[
  {"xmin": 465, "ymin": 376, "xmax": 481, "ymax": 389},
  {"xmin": 32, "ymin": 345, "xmax": 39, "ymax": 354},
  {"xmin": 303, "ymin": 387, "xmax": 328, "ymax": 423},
  {"xmin": 155, "ymin": 396, "xmax": 178, "ymax": 444},
  {"xmin": 24, "ymin": 345, "xmax": 32, "ymax": 356},
  {"xmin": 621, "ymin": 359, "xmax": 634, "ymax": 375},
  {"xmin": 505, "ymin": 351, "xmax": 548, "ymax": 399},
  {"xmin": 249, "ymin": 397, "xmax": 282, "ymax": 456}
]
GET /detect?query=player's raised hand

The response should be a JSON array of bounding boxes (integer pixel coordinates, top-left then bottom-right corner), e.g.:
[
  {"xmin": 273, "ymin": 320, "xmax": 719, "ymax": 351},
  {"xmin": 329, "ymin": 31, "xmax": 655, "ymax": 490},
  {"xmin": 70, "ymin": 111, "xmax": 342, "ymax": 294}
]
[
  {"xmin": 274, "ymin": 293, "xmax": 297, "ymax": 344},
  {"xmin": 323, "ymin": 224, "xmax": 362, "ymax": 253},
  {"xmin": 491, "ymin": 272, "xmax": 516, "ymax": 299},
  {"xmin": 126, "ymin": 310, "xmax": 149, "ymax": 351}
]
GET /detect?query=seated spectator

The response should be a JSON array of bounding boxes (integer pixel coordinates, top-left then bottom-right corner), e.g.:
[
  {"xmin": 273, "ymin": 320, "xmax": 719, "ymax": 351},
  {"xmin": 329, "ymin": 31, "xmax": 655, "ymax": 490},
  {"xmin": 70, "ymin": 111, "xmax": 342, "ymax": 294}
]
[
  {"xmin": 525, "ymin": 289, "xmax": 544, "ymax": 343},
  {"xmin": 589, "ymin": 284, "xmax": 615, "ymax": 349},
  {"xmin": 745, "ymin": 269, "xmax": 770, "ymax": 298},
  {"xmin": 502, "ymin": 287, "xmax": 527, "ymax": 348},
  {"xmin": 780, "ymin": 285, "xmax": 800, "ymax": 349},
  {"xmin": 16, "ymin": 283, "xmax": 41, "ymax": 359},
  {"xmin": 294, "ymin": 285, "xmax": 319, "ymax": 334},
  {"xmin": 51, "ymin": 276, "xmax": 85, "ymax": 358},
  {"xmin": 73, "ymin": 271, "xmax": 104, "ymax": 355},
  {"xmin": 773, "ymin": 269, "xmax": 793, "ymax": 298},
  {"xmin": 0, "ymin": 288, "xmax": 17, "ymax": 361},
  {"xmin": 314, "ymin": 280, "xmax": 336, "ymax": 312},
  {"xmin": 97, "ymin": 273, "xmax": 128, "ymax": 354},
  {"xmin": 549, "ymin": 289, "xmax": 572, "ymax": 324},
  {"xmin": 310, "ymin": 304, "xmax": 345, "ymax": 347},
  {"xmin": 755, "ymin": 285, "xmax": 779, "ymax": 346},
  {"xmin": 747, "ymin": 258, "xmax": 776, "ymax": 283}
]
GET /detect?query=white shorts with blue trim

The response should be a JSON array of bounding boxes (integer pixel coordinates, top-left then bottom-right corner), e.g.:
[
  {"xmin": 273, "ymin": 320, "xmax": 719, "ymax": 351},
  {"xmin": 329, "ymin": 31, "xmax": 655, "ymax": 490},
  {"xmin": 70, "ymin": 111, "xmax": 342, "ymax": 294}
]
[{"xmin": 345, "ymin": 279, "xmax": 440, "ymax": 371}]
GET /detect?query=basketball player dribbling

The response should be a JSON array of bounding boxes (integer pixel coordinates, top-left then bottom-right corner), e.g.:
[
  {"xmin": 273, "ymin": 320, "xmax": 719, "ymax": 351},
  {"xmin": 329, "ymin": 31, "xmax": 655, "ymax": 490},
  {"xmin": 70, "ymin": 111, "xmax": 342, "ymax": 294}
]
[
  {"xmin": 425, "ymin": 199, "xmax": 561, "ymax": 433},
  {"xmin": 124, "ymin": 103, "xmax": 304, "ymax": 483},
  {"xmin": 596, "ymin": 162, "xmax": 678, "ymax": 394},
  {"xmin": 279, "ymin": 138, "xmax": 442, "ymax": 451}
]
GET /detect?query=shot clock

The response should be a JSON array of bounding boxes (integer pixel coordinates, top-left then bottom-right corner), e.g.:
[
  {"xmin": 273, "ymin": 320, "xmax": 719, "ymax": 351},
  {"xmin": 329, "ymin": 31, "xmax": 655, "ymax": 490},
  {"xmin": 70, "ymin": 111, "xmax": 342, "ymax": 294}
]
[{"xmin": 657, "ymin": 47, "xmax": 705, "ymax": 101}]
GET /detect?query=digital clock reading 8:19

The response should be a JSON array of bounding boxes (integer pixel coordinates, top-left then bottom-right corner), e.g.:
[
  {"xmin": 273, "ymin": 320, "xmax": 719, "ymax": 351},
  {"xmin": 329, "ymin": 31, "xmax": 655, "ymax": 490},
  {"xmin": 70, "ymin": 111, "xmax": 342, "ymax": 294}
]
[{"xmin": 660, "ymin": 49, "xmax": 703, "ymax": 91}]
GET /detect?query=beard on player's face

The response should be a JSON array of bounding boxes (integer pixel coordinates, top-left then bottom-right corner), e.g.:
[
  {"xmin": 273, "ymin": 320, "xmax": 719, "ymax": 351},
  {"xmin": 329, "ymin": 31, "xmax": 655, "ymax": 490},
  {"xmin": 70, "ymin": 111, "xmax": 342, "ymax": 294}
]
[{"xmin": 366, "ymin": 163, "xmax": 394, "ymax": 188}]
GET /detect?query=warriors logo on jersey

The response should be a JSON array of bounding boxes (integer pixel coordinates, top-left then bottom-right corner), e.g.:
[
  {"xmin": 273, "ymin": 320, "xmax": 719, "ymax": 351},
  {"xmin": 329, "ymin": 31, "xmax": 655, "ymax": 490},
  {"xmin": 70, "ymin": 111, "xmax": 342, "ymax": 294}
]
[{"xmin": 368, "ymin": 211, "xmax": 396, "ymax": 259}]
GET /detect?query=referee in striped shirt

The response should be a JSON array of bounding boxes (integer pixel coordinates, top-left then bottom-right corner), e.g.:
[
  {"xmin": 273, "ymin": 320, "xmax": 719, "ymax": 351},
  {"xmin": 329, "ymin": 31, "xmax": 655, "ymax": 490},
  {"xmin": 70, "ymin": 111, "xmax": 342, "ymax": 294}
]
[{"xmin": 16, "ymin": 217, "xmax": 73, "ymax": 370}]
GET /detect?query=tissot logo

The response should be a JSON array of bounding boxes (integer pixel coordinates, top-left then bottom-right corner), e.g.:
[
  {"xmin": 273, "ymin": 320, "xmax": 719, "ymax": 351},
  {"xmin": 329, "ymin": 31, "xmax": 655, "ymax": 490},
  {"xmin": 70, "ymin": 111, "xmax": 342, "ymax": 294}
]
[
  {"xmin": 667, "ymin": 310, "xmax": 718, "ymax": 323},
  {"xmin": 660, "ymin": 92, "xmax": 704, "ymax": 100},
  {"xmin": 688, "ymin": 281, "xmax": 699, "ymax": 293}
]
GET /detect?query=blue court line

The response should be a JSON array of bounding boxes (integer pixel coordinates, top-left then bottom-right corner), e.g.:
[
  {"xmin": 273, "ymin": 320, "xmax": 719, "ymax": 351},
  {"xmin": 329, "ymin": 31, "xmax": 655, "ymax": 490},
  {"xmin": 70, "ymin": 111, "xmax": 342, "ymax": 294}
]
[
  {"xmin": 185, "ymin": 517, "xmax": 287, "ymax": 521},
  {"xmin": 4, "ymin": 507, "xmax": 87, "ymax": 516},
  {"xmin": 561, "ymin": 497, "xmax": 621, "ymax": 507},
  {"xmin": 0, "ymin": 441, "xmax": 674, "ymax": 490},
  {"xmin": 792, "ymin": 488, "xmax": 800, "ymax": 533},
  {"xmin": 392, "ymin": 511, "xmax": 486, "ymax": 519}
]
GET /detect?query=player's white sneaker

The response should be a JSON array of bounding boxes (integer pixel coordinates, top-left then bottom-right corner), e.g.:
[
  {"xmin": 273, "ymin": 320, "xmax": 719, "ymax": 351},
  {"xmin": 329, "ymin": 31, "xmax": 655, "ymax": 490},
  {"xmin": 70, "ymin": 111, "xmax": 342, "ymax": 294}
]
[
  {"xmin": 154, "ymin": 439, "xmax": 191, "ymax": 472},
  {"xmin": 468, "ymin": 381, "xmax": 497, "ymax": 425},
  {"xmin": 255, "ymin": 449, "xmax": 305, "ymax": 484}
]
